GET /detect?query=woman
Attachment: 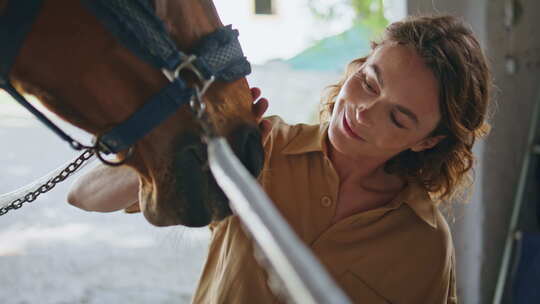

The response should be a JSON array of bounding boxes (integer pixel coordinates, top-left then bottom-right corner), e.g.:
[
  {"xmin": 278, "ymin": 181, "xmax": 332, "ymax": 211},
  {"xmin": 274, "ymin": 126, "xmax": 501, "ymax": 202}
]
[{"xmin": 69, "ymin": 15, "xmax": 491, "ymax": 303}]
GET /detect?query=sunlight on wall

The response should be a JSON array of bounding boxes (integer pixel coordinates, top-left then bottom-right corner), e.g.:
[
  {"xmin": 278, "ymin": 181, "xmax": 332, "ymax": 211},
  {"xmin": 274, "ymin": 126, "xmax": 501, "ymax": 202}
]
[
  {"xmin": 213, "ymin": 0, "xmax": 355, "ymax": 64},
  {"xmin": 214, "ymin": 0, "xmax": 406, "ymax": 64}
]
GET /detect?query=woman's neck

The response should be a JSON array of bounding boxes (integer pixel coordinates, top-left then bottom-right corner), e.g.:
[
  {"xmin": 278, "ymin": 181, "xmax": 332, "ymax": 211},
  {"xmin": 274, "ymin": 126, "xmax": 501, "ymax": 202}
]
[{"xmin": 328, "ymin": 141, "xmax": 404, "ymax": 192}]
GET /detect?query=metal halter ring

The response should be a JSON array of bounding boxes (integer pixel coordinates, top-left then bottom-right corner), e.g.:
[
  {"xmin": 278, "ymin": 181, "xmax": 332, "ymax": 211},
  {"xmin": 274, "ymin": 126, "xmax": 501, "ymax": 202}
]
[
  {"xmin": 190, "ymin": 96, "xmax": 207, "ymax": 119},
  {"xmin": 190, "ymin": 75, "xmax": 215, "ymax": 118},
  {"xmin": 93, "ymin": 135, "xmax": 135, "ymax": 167}
]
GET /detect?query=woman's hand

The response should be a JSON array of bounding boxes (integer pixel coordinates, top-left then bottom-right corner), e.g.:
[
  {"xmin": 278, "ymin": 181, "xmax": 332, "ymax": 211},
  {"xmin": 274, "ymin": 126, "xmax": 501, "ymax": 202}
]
[
  {"xmin": 250, "ymin": 87, "xmax": 271, "ymax": 141},
  {"xmin": 250, "ymin": 87, "xmax": 268, "ymax": 121}
]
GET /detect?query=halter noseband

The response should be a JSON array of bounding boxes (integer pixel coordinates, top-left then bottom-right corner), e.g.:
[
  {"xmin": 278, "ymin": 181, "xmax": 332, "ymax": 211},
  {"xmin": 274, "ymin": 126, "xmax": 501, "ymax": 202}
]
[{"xmin": 0, "ymin": 0, "xmax": 251, "ymax": 163}]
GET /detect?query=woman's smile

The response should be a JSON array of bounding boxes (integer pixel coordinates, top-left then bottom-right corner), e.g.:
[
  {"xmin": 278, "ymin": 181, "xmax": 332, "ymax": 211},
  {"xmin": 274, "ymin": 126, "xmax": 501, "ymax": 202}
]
[{"xmin": 343, "ymin": 113, "xmax": 365, "ymax": 141}]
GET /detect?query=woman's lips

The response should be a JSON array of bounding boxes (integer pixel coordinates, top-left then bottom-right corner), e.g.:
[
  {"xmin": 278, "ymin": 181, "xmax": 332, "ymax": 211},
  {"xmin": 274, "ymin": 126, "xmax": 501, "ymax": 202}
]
[{"xmin": 343, "ymin": 115, "xmax": 365, "ymax": 141}]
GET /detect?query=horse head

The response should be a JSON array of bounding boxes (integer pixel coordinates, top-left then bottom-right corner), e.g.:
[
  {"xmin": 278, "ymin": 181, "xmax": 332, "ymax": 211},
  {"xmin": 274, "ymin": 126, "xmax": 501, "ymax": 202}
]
[{"xmin": 2, "ymin": 0, "xmax": 264, "ymax": 227}]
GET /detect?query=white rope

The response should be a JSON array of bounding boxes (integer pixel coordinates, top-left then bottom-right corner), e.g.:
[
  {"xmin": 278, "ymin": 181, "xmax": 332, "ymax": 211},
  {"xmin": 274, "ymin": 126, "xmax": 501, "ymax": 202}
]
[{"xmin": 0, "ymin": 154, "xmax": 96, "ymax": 209}]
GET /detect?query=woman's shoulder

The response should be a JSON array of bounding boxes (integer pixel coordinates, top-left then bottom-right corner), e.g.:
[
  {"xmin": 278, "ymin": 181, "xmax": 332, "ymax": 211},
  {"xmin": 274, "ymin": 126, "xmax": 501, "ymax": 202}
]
[
  {"xmin": 405, "ymin": 196, "xmax": 453, "ymax": 246},
  {"xmin": 388, "ymin": 183, "xmax": 455, "ymax": 262},
  {"xmin": 395, "ymin": 200, "xmax": 455, "ymax": 276}
]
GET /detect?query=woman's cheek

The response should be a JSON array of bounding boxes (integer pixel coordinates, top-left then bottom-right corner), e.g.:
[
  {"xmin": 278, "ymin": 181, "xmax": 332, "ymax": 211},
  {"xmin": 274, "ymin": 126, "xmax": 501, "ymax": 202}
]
[{"xmin": 376, "ymin": 131, "xmax": 407, "ymax": 151}]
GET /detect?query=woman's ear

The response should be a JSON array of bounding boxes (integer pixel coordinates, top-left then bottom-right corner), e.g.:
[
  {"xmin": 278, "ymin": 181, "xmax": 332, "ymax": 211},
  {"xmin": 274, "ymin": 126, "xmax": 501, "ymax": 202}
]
[{"xmin": 411, "ymin": 135, "xmax": 446, "ymax": 152}]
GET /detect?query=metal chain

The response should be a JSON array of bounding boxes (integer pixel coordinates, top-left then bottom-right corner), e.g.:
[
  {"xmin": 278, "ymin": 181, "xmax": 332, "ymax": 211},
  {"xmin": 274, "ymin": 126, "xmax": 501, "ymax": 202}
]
[
  {"xmin": 0, "ymin": 149, "xmax": 95, "ymax": 216},
  {"xmin": 190, "ymin": 76, "xmax": 216, "ymax": 137}
]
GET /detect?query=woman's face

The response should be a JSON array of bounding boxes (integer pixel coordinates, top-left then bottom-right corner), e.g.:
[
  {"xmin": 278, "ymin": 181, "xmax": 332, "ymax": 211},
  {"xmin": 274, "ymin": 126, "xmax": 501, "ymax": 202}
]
[{"xmin": 328, "ymin": 43, "xmax": 443, "ymax": 162}]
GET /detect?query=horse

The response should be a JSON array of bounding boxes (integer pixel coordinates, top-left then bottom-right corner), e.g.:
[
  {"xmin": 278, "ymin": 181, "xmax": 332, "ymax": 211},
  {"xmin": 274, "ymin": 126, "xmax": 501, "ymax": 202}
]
[{"xmin": 0, "ymin": 0, "xmax": 264, "ymax": 227}]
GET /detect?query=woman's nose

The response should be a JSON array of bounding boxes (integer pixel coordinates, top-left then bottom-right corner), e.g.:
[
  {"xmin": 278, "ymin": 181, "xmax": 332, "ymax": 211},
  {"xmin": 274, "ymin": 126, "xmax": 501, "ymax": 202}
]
[{"xmin": 355, "ymin": 104, "xmax": 373, "ymax": 127}]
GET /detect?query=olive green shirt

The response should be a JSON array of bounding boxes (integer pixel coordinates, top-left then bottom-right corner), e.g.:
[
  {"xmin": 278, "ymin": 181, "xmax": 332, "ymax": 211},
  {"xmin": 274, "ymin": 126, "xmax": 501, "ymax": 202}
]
[{"xmin": 193, "ymin": 116, "xmax": 457, "ymax": 303}]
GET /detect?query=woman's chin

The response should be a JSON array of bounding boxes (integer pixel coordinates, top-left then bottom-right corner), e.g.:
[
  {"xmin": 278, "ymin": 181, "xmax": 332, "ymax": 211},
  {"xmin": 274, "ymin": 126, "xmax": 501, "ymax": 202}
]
[{"xmin": 328, "ymin": 130, "xmax": 356, "ymax": 157}]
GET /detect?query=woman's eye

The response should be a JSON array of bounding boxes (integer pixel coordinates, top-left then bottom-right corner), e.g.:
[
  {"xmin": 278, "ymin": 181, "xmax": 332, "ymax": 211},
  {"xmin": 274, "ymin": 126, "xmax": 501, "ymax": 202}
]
[
  {"xmin": 390, "ymin": 112, "xmax": 405, "ymax": 129},
  {"xmin": 362, "ymin": 74, "xmax": 376, "ymax": 94}
]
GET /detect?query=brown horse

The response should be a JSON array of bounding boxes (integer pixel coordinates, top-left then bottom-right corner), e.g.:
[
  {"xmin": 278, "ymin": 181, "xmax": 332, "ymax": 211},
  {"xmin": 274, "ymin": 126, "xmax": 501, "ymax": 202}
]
[{"xmin": 2, "ymin": 0, "xmax": 263, "ymax": 227}]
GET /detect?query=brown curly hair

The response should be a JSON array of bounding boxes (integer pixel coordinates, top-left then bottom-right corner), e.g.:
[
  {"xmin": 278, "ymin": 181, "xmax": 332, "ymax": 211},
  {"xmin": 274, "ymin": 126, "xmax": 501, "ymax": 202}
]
[{"xmin": 321, "ymin": 15, "xmax": 492, "ymax": 202}]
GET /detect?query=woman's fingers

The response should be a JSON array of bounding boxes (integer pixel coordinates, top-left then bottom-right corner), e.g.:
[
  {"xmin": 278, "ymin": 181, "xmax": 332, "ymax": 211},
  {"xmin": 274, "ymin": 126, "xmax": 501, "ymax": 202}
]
[
  {"xmin": 250, "ymin": 87, "xmax": 268, "ymax": 121},
  {"xmin": 250, "ymin": 87, "xmax": 261, "ymax": 100},
  {"xmin": 252, "ymin": 97, "xmax": 269, "ymax": 121}
]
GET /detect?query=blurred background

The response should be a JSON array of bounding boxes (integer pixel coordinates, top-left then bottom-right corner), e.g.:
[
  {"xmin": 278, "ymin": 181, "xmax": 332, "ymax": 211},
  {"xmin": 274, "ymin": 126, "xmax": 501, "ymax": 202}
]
[{"xmin": 1, "ymin": 0, "xmax": 539, "ymax": 303}]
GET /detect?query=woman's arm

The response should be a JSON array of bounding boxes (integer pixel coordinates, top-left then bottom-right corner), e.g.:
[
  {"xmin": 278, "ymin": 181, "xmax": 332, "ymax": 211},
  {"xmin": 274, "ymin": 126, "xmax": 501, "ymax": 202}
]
[{"xmin": 67, "ymin": 163, "xmax": 140, "ymax": 212}]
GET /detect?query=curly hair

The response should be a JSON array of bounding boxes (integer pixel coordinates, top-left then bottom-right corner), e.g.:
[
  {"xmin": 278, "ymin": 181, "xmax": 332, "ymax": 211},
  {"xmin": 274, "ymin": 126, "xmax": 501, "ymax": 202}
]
[{"xmin": 320, "ymin": 15, "xmax": 492, "ymax": 202}]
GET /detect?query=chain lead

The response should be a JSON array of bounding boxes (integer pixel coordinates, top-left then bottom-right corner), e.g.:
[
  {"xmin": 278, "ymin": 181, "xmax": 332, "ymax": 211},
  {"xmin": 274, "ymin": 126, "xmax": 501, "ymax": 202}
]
[{"xmin": 0, "ymin": 149, "xmax": 95, "ymax": 216}]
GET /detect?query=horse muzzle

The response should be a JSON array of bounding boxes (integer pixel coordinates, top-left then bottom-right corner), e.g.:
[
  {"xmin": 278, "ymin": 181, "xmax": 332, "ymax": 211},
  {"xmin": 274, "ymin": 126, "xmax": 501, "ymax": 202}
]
[
  {"xmin": 230, "ymin": 125, "xmax": 265, "ymax": 178},
  {"xmin": 141, "ymin": 126, "xmax": 264, "ymax": 227}
]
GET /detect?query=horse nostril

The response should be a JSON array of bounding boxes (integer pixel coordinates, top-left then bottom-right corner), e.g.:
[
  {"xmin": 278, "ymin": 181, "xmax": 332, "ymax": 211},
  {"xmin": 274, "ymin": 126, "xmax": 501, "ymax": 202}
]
[{"xmin": 232, "ymin": 126, "xmax": 265, "ymax": 177}]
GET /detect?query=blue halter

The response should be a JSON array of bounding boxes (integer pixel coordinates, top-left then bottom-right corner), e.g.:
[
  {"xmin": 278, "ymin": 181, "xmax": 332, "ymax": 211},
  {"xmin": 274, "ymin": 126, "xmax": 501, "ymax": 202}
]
[{"xmin": 0, "ymin": 0, "xmax": 251, "ymax": 156}]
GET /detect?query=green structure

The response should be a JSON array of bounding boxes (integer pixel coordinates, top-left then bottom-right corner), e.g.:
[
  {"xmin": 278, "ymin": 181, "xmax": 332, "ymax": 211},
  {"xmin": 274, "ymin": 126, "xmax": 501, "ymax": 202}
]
[{"xmin": 286, "ymin": 24, "xmax": 373, "ymax": 72}]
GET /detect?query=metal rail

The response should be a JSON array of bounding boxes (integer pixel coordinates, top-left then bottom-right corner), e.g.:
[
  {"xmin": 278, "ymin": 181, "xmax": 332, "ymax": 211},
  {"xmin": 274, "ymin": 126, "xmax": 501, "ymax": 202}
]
[
  {"xmin": 207, "ymin": 137, "xmax": 352, "ymax": 304},
  {"xmin": 492, "ymin": 93, "xmax": 540, "ymax": 304}
]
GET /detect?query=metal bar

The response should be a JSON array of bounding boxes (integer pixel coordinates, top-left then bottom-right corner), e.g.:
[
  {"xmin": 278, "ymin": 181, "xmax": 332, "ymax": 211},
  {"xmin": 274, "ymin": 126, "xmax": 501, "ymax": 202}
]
[
  {"xmin": 207, "ymin": 137, "xmax": 352, "ymax": 304},
  {"xmin": 493, "ymin": 95, "xmax": 540, "ymax": 304}
]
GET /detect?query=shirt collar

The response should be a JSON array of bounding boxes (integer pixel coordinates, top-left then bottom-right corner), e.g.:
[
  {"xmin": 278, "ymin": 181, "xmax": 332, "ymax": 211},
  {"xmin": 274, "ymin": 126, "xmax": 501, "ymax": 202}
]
[
  {"xmin": 391, "ymin": 182, "xmax": 438, "ymax": 229},
  {"xmin": 280, "ymin": 121, "xmax": 437, "ymax": 229},
  {"xmin": 281, "ymin": 122, "xmax": 329, "ymax": 155}
]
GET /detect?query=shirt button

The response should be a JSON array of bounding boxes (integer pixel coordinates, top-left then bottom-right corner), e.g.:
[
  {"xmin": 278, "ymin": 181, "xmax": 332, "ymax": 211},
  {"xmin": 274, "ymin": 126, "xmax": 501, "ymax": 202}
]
[{"xmin": 321, "ymin": 196, "xmax": 333, "ymax": 207}]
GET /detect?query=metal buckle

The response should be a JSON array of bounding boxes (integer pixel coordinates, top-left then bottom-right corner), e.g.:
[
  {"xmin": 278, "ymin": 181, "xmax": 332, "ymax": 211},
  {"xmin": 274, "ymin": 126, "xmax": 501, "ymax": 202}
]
[
  {"xmin": 162, "ymin": 54, "xmax": 205, "ymax": 83},
  {"xmin": 190, "ymin": 75, "xmax": 215, "ymax": 118},
  {"xmin": 162, "ymin": 53, "xmax": 216, "ymax": 134}
]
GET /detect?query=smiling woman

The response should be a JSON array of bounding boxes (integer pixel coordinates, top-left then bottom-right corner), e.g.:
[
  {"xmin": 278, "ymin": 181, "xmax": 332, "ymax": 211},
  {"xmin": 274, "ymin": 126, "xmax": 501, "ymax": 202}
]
[
  {"xmin": 69, "ymin": 13, "xmax": 492, "ymax": 303},
  {"xmin": 191, "ymin": 14, "xmax": 492, "ymax": 304},
  {"xmin": 322, "ymin": 15, "xmax": 491, "ymax": 203}
]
